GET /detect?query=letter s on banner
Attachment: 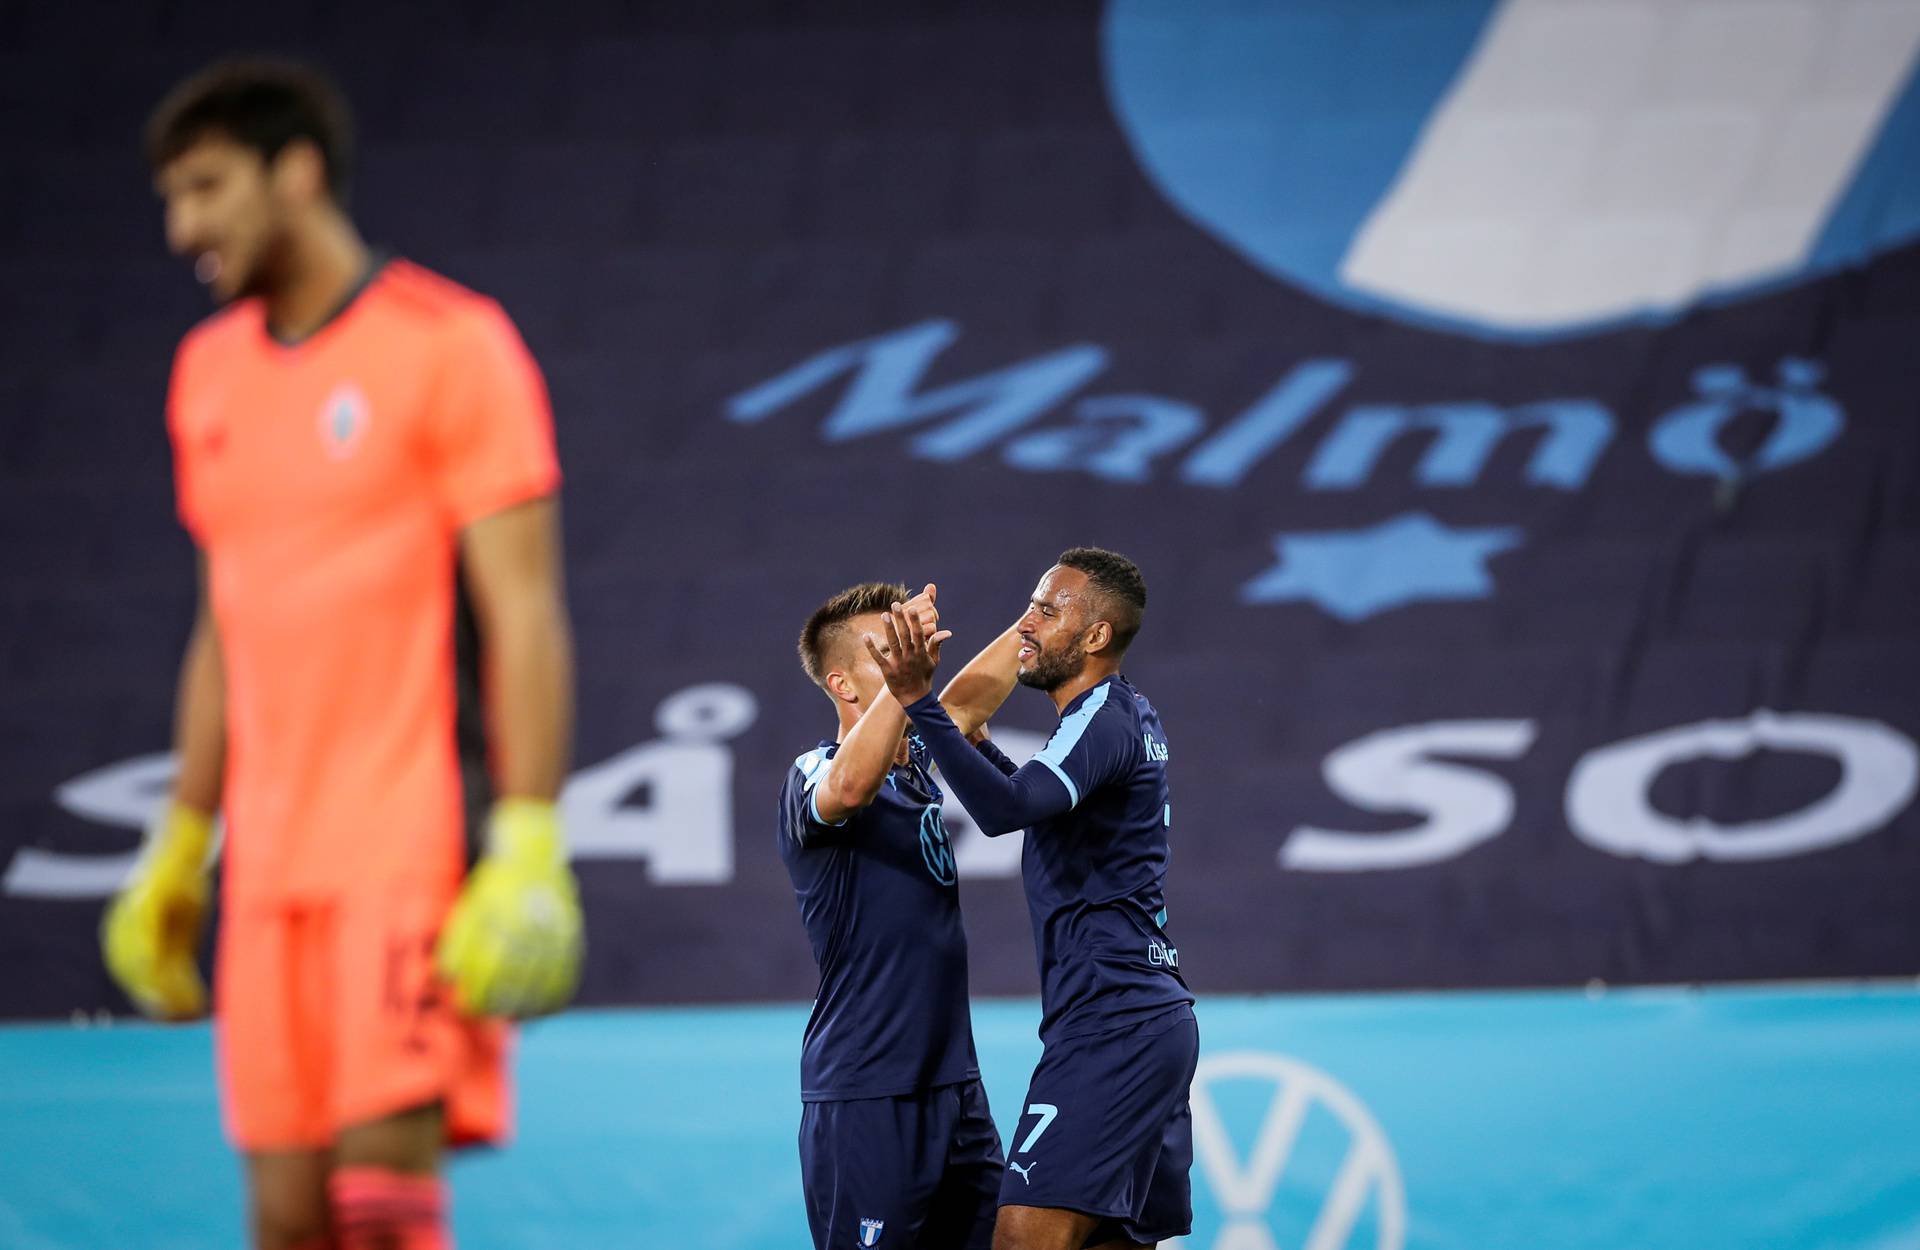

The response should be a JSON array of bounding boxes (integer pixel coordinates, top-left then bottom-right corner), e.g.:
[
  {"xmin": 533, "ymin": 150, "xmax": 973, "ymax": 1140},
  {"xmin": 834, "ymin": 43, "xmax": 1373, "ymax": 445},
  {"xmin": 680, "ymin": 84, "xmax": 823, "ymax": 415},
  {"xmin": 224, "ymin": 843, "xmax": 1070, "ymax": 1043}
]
[
  {"xmin": 1281, "ymin": 720, "xmax": 1537, "ymax": 872},
  {"xmin": 1566, "ymin": 711, "xmax": 1919, "ymax": 863},
  {"xmin": 4, "ymin": 753, "xmax": 182, "ymax": 898},
  {"xmin": 9, "ymin": 683, "xmax": 762, "ymax": 898}
]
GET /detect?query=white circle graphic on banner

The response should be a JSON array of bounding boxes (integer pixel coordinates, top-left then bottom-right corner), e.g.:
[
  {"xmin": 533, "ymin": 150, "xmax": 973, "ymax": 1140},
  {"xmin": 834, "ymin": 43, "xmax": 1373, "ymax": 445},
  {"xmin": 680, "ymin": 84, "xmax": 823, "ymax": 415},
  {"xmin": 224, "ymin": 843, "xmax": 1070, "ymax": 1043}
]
[
  {"xmin": 1190, "ymin": 1051, "xmax": 1406, "ymax": 1250},
  {"xmin": 1105, "ymin": 0, "xmax": 1920, "ymax": 340}
]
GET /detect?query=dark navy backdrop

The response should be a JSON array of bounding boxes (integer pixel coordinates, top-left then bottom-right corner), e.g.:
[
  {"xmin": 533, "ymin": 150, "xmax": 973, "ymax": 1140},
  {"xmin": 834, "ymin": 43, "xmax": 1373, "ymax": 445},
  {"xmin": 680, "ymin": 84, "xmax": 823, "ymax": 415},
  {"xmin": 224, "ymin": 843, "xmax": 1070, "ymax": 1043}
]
[{"xmin": 2, "ymin": 1, "xmax": 1916, "ymax": 1019}]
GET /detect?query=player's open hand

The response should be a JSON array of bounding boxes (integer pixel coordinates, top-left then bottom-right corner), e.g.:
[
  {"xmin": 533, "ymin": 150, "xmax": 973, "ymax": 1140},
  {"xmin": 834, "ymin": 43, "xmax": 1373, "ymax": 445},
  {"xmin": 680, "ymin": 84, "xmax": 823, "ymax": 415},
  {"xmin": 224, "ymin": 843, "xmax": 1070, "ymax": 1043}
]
[
  {"xmin": 900, "ymin": 582, "xmax": 940, "ymax": 632},
  {"xmin": 865, "ymin": 585, "xmax": 953, "ymax": 705}
]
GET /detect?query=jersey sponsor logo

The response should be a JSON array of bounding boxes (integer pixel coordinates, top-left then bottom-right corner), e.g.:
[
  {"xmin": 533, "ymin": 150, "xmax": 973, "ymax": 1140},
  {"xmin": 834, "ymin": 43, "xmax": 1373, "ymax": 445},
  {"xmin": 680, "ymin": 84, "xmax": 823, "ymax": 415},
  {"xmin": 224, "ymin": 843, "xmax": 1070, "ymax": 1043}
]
[
  {"xmin": 1191, "ymin": 1051, "xmax": 1405, "ymax": 1250},
  {"xmin": 918, "ymin": 804, "xmax": 957, "ymax": 885},
  {"xmin": 1147, "ymin": 939, "xmax": 1179, "ymax": 968},
  {"xmin": 1006, "ymin": 1160, "xmax": 1036, "ymax": 1185},
  {"xmin": 318, "ymin": 382, "xmax": 370, "ymax": 459},
  {"xmin": 1143, "ymin": 730, "xmax": 1169, "ymax": 761},
  {"xmin": 858, "ymin": 1217, "xmax": 885, "ymax": 1245}
]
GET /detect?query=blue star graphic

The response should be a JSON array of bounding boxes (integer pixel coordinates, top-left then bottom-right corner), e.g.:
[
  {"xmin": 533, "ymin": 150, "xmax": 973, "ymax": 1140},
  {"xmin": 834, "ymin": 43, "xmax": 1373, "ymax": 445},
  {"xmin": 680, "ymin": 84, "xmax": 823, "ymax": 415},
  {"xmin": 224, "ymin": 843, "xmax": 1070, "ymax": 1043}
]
[{"xmin": 1242, "ymin": 512, "xmax": 1524, "ymax": 621}]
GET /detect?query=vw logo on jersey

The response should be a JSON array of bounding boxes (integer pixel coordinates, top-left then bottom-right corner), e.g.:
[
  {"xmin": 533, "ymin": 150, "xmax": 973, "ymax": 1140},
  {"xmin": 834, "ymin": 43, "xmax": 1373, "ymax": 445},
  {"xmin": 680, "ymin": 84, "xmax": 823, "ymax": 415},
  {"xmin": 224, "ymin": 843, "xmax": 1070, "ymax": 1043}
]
[
  {"xmin": 918, "ymin": 804, "xmax": 956, "ymax": 885},
  {"xmin": 1104, "ymin": 0, "xmax": 1920, "ymax": 340},
  {"xmin": 1189, "ymin": 1051, "xmax": 1406, "ymax": 1250},
  {"xmin": 317, "ymin": 382, "xmax": 370, "ymax": 459}
]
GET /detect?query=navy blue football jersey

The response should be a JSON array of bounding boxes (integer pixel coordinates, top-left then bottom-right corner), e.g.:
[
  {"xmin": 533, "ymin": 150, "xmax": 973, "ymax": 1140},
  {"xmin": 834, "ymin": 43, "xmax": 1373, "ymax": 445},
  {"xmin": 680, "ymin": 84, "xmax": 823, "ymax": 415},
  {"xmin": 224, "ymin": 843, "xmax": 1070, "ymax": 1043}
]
[
  {"xmin": 778, "ymin": 733, "xmax": 981, "ymax": 1100},
  {"xmin": 1018, "ymin": 675, "xmax": 1191, "ymax": 1040},
  {"xmin": 906, "ymin": 675, "xmax": 1192, "ymax": 1043}
]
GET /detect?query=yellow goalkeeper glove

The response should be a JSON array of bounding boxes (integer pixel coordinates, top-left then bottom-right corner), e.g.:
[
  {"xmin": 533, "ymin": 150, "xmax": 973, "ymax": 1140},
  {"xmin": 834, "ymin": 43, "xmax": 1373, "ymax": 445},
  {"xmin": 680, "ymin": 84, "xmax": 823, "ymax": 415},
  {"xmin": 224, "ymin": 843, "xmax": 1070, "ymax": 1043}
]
[
  {"xmin": 100, "ymin": 802, "xmax": 214, "ymax": 1019},
  {"xmin": 435, "ymin": 798, "xmax": 583, "ymax": 1019}
]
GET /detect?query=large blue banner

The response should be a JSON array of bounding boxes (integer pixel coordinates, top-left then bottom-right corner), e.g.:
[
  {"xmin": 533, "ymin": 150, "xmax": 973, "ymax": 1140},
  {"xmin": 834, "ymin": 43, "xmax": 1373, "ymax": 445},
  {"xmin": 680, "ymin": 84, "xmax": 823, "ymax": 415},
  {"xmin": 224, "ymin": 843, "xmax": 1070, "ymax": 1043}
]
[
  {"xmin": 3, "ymin": 1, "xmax": 1919, "ymax": 1016},
  {"xmin": 5, "ymin": 984, "xmax": 1917, "ymax": 1248}
]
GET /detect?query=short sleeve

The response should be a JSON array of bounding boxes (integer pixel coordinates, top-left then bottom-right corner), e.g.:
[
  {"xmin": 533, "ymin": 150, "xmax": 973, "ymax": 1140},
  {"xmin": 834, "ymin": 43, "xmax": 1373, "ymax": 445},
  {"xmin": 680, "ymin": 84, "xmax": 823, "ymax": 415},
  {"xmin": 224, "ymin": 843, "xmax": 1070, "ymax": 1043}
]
[
  {"xmin": 1030, "ymin": 683, "xmax": 1135, "ymax": 809},
  {"xmin": 423, "ymin": 299, "xmax": 560, "ymax": 528},
  {"xmin": 784, "ymin": 747, "xmax": 851, "ymax": 848}
]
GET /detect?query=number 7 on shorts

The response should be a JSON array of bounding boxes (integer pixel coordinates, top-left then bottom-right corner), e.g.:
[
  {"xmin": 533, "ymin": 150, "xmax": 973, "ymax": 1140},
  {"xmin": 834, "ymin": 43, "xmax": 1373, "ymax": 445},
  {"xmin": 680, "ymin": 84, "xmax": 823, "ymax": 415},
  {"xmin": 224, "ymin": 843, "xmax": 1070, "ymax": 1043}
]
[{"xmin": 1016, "ymin": 1103, "xmax": 1058, "ymax": 1155}]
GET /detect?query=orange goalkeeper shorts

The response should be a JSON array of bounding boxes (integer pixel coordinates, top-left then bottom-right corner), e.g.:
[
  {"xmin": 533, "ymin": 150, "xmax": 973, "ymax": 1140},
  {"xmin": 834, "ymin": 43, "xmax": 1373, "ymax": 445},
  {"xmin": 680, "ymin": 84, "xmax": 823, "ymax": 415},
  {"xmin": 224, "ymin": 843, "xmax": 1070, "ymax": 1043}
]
[{"xmin": 214, "ymin": 882, "xmax": 511, "ymax": 1152}]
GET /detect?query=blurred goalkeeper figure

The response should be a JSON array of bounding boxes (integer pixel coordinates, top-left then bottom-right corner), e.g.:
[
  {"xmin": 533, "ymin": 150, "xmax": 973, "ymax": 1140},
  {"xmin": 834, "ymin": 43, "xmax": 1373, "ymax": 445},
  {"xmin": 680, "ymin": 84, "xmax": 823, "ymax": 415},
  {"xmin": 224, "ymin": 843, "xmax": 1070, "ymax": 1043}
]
[
  {"xmin": 870, "ymin": 550, "xmax": 1195, "ymax": 1250},
  {"xmin": 781, "ymin": 582, "xmax": 1017, "ymax": 1249},
  {"xmin": 100, "ymin": 59, "xmax": 581, "ymax": 1250}
]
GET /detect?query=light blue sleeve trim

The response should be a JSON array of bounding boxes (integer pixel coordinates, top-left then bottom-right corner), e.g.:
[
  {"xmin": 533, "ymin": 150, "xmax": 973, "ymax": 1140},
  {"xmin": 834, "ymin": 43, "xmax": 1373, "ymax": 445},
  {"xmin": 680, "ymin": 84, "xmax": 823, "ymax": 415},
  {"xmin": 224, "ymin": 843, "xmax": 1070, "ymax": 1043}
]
[
  {"xmin": 1032, "ymin": 682, "xmax": 1112, "ymax": 811},
  {"xmin": 808, "ymin": 787, "xmax": 849, "ymax": 828},
  {"xmin": 1037, "ymin": 757, "xmax": 1078, "ymax": 807},
  {"xmin": 793, "ymin": 748, "xmax": 849, "ymax": 828}
]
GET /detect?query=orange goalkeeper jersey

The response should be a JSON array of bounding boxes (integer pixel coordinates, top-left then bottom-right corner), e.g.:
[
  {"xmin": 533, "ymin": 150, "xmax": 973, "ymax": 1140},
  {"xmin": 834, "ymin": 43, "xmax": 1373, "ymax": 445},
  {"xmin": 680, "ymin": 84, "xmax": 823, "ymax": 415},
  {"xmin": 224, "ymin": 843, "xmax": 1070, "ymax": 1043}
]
[{"xmin": 167, "ymin": 259, "xmax": 560, "ymax": 904}]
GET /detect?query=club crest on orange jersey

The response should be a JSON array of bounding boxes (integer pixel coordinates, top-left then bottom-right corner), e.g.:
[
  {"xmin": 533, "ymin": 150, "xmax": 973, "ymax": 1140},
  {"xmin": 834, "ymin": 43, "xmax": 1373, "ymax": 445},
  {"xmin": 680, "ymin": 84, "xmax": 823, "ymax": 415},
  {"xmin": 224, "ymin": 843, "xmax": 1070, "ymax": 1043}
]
[{"xmin": 318, "ymin": 382, "xmax": 369, "ymax": 459}]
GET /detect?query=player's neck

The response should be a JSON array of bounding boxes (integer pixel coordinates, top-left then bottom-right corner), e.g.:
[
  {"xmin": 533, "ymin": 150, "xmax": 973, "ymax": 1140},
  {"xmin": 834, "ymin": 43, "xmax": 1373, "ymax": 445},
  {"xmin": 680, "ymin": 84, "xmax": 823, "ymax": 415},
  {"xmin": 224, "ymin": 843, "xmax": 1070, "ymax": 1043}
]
[
  {"xmin": 834, "ymin": 707, "xmax": 910, "ymax": 767},
  {"xmin": 263, "ymin": 212, "xmax": 371, "ymax": 342},
  {"xmin": 1046, "ymin": 663, "xmax": 1118, "ymax": 716}
]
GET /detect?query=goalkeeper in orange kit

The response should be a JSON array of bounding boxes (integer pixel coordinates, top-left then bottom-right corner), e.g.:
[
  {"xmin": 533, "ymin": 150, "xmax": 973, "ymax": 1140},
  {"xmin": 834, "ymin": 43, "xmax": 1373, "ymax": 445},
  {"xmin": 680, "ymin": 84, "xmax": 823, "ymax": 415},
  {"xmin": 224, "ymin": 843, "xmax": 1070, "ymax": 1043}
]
[{"xmin": 99, "ymin": 59, "xmax": 582, "ymax": 1250}]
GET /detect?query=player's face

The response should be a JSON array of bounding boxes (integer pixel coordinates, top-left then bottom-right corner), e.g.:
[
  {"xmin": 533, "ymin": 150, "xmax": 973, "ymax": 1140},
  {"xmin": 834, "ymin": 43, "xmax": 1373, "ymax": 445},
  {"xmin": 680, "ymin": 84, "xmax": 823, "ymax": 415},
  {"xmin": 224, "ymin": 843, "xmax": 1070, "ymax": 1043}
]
[
  {"xmin": 156, "ymin": 136, "xmax": 283, "ymax": 303},
  {"xmin": 837, "ymin": 613, "xmax": 914, "ymax": 756},
  {"xmin": 838, "ymin": 612, "xmax": 896, "ymax": 709},
  {"xmin": 1016, "ymin": 566, "xmax": 1093, "ymax": 692}
]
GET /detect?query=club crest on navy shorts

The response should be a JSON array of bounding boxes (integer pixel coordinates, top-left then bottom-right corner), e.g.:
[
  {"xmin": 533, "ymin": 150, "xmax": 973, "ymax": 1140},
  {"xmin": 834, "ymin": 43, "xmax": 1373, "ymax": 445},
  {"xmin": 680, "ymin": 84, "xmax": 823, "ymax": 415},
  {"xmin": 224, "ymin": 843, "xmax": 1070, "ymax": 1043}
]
[{"xmin": 858, "ymin": 1216, "xmax": 884, "ymax": 1245}]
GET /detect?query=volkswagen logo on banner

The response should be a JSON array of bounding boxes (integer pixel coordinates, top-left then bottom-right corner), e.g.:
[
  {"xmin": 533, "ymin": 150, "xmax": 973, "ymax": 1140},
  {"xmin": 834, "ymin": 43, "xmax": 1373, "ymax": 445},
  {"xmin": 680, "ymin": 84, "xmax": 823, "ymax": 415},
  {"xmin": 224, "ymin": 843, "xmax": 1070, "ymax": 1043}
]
[{"xmin": 1190, "ymin": 1052, "xmax": 1406, "ymax": 1250}]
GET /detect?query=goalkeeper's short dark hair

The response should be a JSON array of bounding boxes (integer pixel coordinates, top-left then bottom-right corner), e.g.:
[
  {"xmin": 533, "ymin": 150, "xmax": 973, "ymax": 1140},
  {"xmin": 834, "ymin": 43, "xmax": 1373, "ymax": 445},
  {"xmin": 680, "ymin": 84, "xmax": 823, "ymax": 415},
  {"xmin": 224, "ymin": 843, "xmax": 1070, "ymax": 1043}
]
[{"xmin": 147, "ymin": 57, "xmax": 354, "ymax": 202}]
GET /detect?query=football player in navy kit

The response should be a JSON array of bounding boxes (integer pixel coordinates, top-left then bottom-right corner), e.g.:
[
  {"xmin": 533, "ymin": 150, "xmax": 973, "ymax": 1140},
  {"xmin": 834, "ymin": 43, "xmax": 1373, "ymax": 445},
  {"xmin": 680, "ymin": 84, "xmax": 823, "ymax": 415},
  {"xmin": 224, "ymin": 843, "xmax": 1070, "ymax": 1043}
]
[
  {"xmin": 779, "ymin": 581, "xmax": 1014, "ymax": 1250},
  {"xmin": 868, "ymin": 550, "xmax": 1197, "ymax": 1250}
]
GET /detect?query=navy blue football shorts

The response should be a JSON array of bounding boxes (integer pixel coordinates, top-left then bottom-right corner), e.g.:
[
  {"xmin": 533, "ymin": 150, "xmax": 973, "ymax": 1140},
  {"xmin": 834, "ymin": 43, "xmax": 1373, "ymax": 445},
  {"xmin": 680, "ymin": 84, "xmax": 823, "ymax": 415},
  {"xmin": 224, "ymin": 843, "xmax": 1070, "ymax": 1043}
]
[
  {"xmin": 800, "ymin": 1078, "xmax": 1004, "ymax": 1250},
  {"xmin": 998, "ymin": 1005, "xmax": 1199, "ymax": 1245}
]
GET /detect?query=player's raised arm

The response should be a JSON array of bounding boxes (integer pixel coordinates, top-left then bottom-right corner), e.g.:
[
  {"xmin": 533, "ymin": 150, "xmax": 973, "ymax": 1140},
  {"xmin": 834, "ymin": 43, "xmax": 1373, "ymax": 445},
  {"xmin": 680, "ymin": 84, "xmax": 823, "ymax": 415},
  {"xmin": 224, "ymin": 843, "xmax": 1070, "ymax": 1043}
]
[
  {"xmin": 813, "ymin": 690, "xmax": 907, "ymax": 825},
  {"xmin": 102, "ymin": 553, "xmax": 223, "ymax": 1019},
  {"xmin": 870, "ymin": 603, "xmax": 1076, "ymax": 836},
  {"xmin": 937, "ymin": 621, "xmax": 1023, "ymax": 738},
  {"xmin": 816, "ymin": 586, "xmax": 943, "ymax": 823}
]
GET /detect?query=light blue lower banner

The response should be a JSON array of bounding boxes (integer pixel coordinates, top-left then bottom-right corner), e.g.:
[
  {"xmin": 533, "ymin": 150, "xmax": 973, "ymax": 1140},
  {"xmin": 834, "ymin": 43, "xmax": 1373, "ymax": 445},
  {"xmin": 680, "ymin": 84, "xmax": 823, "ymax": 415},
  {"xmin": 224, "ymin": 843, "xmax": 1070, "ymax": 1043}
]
[{"xmin": 2, "ymin": 983, "xmax": 1917, "ymax": 1249}]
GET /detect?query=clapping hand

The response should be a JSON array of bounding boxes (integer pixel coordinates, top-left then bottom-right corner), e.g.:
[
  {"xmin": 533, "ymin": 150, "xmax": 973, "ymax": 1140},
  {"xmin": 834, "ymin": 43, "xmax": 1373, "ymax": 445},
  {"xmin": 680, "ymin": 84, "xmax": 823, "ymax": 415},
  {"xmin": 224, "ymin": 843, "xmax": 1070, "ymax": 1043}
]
[
  {"xmin": 865, "ymin": 583, "xmax": 954, "ymax": 705},
  {"xmin": 899, "ymin": 583, "xmax": 940, "ymax": 636}
]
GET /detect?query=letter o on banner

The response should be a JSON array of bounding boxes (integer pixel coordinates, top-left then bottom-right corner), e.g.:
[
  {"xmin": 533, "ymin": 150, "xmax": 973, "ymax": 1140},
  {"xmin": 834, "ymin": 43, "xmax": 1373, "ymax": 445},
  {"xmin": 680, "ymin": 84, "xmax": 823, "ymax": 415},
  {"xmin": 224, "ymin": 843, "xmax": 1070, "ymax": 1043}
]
[{"xmin": 1566, "ymin": 711, "xmax": 1920, "ymax": 863}]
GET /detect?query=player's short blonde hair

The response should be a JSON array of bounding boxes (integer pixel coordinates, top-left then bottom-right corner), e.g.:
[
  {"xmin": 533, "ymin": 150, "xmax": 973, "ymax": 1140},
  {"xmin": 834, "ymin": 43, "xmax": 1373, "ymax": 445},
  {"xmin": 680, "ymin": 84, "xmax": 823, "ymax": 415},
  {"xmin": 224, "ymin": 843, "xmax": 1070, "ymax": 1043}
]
[{"xmin": 799, "ymin": 581, "xmax": 912, "ymax": 689}]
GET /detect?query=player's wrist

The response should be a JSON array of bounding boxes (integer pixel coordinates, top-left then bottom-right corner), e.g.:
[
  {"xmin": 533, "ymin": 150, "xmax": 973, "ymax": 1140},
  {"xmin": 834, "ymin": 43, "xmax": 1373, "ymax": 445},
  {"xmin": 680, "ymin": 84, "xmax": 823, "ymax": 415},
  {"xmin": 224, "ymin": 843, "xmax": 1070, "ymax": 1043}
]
[
  {"xmin": 486, "ymin": 797, "xmax": 566, "ymax": 866},
  {"xmin": 148, "ymin": 801, "xmax": 215, "ymax": 877}
]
